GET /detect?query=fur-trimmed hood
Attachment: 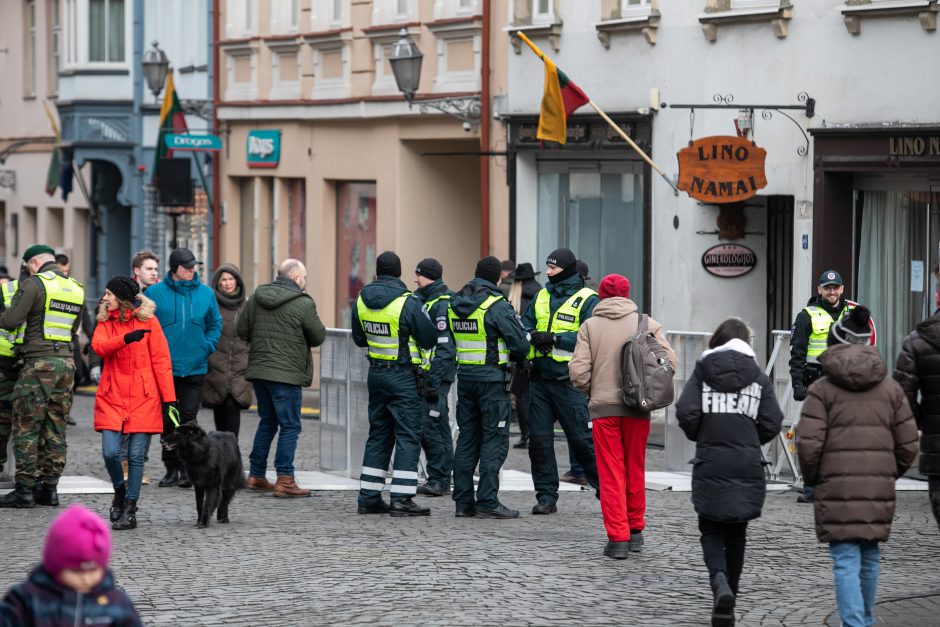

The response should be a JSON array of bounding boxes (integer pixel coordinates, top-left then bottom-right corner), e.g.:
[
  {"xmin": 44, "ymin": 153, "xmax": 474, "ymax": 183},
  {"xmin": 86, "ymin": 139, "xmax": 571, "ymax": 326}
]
[{"xmin": 97, "ymin": 293, "xmax": 156, "ymax": 322}]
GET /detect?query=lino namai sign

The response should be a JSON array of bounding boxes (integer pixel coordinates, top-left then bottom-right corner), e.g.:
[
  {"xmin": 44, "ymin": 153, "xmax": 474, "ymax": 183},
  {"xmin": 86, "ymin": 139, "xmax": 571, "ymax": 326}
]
[{"xmin": 677, "ymin": 136, "xmax": 768, "ymax": 204}]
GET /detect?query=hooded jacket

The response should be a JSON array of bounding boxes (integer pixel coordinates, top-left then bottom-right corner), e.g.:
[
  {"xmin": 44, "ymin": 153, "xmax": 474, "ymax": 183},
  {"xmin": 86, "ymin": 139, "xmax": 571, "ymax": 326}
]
[
  {"xmin": 91, "ymin": 295, "xmax": 176, "ymax": 434},
  {"xmin": 0, "ymin": 566, "xmax": 141, "ymax": 627},
  {"xmin": 145, "ymin": 271, "xmax": 223, "ymax": 377},
  {"xmin": 569, "ymin": 297, "xmax": 676, "ymax": 419},
  {"xmin": 893, "ymin": 309, "xmax": 940, "ymax": 475},
  {"xmin": 203, "ymin": 264, "xmax": 251, "ymax": 408},
  {"xmin": 236, "ymin": 276, "xmax": 326, "ymax": 387},
  {"xmin": 675, "ymin": 339, "xmax": 783, "ymax": 522},
  {"xmin": 448, "ymin": 278, "xmax": 530, "ymax": 383},
  {"xmin": 414, "ymin": 279, "xmax": 456, "ymax": 387},
  {"xmin": 797, "ymin": 344, "xmax": 919, "ymax": 542},
  {"xmin": 521, "ymin": 273, "xmax": 598, "ymax": 380},
  {"xmin": 350, "ymin": 276, "xmax": 438, "ymax": 363}
]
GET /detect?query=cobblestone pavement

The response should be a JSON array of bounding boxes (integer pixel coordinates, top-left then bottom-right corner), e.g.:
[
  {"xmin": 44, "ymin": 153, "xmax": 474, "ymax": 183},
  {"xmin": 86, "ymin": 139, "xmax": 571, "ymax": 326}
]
[{"xmin": 1, "ymin": 393, "xmax": 938, "ymax": 626}]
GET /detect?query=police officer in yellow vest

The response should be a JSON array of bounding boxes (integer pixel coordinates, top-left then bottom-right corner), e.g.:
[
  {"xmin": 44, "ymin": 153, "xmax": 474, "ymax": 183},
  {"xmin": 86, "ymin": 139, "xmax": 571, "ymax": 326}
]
[
  {"xmin": 0, "ymin": 245, "xmax": 85, "ymax": 508},
  {"xmin": 449, "ymin": 256, "xmax": 531, "ymax": 518},
  {"xmin": 522, "ymin": 248, "xmax": 601, "ymax": 515},
  {"xmin": 352, "ymin": 251, "xmax": 439, "ymax": 517},
  {"xmin": 0, "ymin": 272, "xmax": 26, "ymax": 483}
]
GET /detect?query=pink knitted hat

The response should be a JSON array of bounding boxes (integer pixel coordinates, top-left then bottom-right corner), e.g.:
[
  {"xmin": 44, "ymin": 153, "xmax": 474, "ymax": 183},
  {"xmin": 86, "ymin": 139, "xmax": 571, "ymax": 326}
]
[{"xmin": 42, "ymin": 504, "xmax": 112, "ymax": 576}]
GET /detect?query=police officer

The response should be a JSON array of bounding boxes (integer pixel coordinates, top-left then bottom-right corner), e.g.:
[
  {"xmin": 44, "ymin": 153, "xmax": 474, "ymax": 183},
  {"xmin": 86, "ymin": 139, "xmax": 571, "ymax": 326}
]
[
  {"xmin": 449, "ymin": 256, "xmax": 530, "ymax": 518},
  {"xmin": 789, "ymin": 269, "xmax": 873, "ymax": 503},
  {"xmin": 352, "ymin": 251, "xmax": 438, "ymax": 516},
  {"xmin": 0, "ymin": 245, "xmax": 84, "ymax": 508},
  {"xmin": 0, "ymin": 267, "xmax": 26, "ymax": 483},
  {"xmin": 412, "ymin": 258, "xmax": 456, "ymax": 497},
  {"xmin": 523, "ymin": 247, "xmax": 601, "ymax": 515}
]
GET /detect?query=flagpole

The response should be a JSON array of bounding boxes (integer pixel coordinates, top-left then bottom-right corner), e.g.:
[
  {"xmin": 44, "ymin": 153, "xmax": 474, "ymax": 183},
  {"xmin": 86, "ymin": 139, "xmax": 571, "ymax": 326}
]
[{"xmin": 587, "ymin": 100, "xmax": 679, "ymax": 196}]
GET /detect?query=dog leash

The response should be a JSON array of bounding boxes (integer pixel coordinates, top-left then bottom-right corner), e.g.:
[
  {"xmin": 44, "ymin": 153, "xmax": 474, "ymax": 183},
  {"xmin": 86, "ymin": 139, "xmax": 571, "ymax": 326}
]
[{"xmin": 167, "ymin": 406, "xmax": 181, "ymax": 428}]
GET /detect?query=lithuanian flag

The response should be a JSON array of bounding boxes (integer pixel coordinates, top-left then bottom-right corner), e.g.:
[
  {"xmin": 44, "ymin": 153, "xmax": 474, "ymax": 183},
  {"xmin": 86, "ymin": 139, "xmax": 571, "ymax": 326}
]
[
  {"xmin": 151, "ymin": 72, "xmax": 189, "ymax": 182},
  {"xmin": 517, "ymin": 32, "xmax": 589, "ymax": 144}
]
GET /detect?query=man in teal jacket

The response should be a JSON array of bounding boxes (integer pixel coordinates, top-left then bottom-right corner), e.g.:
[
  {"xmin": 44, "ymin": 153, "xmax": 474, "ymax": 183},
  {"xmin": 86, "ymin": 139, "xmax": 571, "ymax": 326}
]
[
  {"xmin": 449, "ymin": 256, "xmax": 531, "ymax": 519},
  {"xmin": 145, "ymin": 248, "xmax": 222, "ymax": 488},
  {"xmin": 522, "ymin": 247, "xmax": 600, "ymax": 514},
  {"xmin": 352, "ymin": 252, "xmax": 439, "ymax": 516}
]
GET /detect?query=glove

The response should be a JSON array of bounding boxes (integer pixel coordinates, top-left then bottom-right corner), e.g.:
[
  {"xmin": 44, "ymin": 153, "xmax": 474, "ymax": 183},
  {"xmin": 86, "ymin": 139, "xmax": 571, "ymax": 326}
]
[
  {"xmin": 424, "ymin": 387, "xmax": 439, "ymax": 405},
  {"xmin": 793, "ymin": 385, "xmax": 807, "ymax": 402},
  {"xmin": 89, "ymin": 366, "xmax": 101, "ymax": 383},
  {"xmin": 163, "ymin": 401, "xmax": 180, "ymax": 427},
  {"xmin": 123, "ymin": 329, "xmax": 150, "ymax": 344},
  {"xmin": 530, "ymin": 331, "xmax": 554, "ymax": 354}
]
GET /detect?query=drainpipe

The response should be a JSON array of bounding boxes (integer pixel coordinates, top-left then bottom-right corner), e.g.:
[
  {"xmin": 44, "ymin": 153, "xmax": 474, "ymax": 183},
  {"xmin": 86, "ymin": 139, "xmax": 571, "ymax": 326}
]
[
  {"xmin": 212, "ymin": 0, "xmax": 221, "ymax": 269},
  {"xmin": 479, "ymin": 0, "xmax": 491, "ymax": 257}
]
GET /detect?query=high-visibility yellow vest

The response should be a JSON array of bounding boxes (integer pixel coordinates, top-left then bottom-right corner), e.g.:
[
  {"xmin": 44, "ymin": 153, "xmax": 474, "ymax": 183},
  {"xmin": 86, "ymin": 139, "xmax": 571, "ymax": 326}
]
[
  {"xmin": 804, "ymin": 304, "xmax": 850, "ymax": 363},
  {"xmin": 529, "ymin": 287, "xmax": 595, "ymax": 362},
  {"xmin": 356, "ymin": 293, "xmax": 420, "ymax": 364},
  {"xmin": 420, "ymin": 293, "xmax": 450, "ymax": 372},
  {"xmin": 0, "ymin": 281, "xmax": 25, "ymax": 357},
  {"xmin": 449, "ymin": 294, "xmax": 508, "ymax": 366},
  {"xmin": 37, "ymin": 272, "xmax": 84, "ymax": 343}
]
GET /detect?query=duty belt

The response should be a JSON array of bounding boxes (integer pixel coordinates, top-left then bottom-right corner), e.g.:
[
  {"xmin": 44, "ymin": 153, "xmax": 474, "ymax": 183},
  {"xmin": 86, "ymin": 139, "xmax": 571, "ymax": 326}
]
[{"xmin": 368, "ymin": 360, "xmax": 416, "ymax": 370}]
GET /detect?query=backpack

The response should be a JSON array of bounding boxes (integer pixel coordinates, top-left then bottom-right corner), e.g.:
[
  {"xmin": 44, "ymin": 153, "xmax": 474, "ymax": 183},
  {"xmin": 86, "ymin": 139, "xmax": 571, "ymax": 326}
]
[{"xmin": 620, "ymin": 314, "xmax": 676, "ymax": 412}]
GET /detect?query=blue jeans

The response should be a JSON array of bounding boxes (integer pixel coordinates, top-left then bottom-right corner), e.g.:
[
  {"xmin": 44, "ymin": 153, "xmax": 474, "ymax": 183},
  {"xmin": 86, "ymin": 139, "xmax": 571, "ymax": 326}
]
[
  {"xmin": 829, "ymin": 540, "xmax": 880, "ymax": 627},
  {"xmin": 102, "ymin": 430, "xmax": 152, "ymax": 501},
  {"xmin": 249, "ymin": 380, "xmax": 302, "ymax": 477}
]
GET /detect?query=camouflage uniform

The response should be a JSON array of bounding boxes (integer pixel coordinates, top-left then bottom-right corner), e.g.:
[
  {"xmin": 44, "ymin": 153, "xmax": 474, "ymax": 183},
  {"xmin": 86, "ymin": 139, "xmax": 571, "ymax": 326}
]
[
  {"xmin": 0, "ymin": 279, "xmax": 24, "ymax": 474},
  {"xmin": 0, "ymin": 370, "xmax": 16, "ymax": 471}
]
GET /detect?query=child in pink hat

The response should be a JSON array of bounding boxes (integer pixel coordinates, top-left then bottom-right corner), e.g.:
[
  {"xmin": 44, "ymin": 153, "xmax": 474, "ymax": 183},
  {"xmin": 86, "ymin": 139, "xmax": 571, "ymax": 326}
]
[{"xmin": 0, "ymin": 504, "xmax": 142, "ymax": 625}]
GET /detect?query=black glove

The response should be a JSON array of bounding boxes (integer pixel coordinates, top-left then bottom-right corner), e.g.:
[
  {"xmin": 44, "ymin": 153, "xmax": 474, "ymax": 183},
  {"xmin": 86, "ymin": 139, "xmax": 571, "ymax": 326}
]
[
  {"xmin": 530, "ymin": 331, "xmax": 554, "ymax": 354},
  {"xmin": 424, "ymin": 387, "xmax": 439, "ymax": 405},
  {"xmin": 123, "ymin": 329, "xmax": 151, "ymax": 344},
  {"xmin": 793, "ymin": 385, "xmax": 807, "ymax": 402}
]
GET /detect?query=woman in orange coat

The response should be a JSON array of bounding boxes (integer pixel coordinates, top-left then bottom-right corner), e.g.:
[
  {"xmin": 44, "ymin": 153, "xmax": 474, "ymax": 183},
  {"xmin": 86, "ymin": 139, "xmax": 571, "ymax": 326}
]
[{"xmin": 92, "ymin": 276, "xmax": 176, "ymax": 531}]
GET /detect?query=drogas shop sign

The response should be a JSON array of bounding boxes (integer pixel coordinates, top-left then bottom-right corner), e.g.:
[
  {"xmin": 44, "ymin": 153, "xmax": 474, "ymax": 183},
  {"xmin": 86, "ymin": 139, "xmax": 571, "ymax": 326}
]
[{"xmin": 247, "ymin": 130, "xmax": 281, "ymax": 168}]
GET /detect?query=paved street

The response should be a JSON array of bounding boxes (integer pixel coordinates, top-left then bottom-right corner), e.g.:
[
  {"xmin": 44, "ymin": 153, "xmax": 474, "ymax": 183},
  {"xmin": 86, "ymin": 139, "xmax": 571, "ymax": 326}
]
[{"xmin": 1, "ymin": 392, "xmax": 938, "ymax": 626}]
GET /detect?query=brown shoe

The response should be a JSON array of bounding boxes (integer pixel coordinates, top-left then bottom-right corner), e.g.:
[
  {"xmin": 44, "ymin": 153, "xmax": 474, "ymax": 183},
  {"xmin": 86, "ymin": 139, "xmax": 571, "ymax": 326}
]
[
  {"xmin": 121, "ymin": 460, "xmax": 128, "ymax": 482},
  {"xmin": 273, "ymin": 475, "xmax": 311, "ymax": 498},
  {"xmin": 246, "ymin": 475, "xmax": 276, "ymax": 492}
]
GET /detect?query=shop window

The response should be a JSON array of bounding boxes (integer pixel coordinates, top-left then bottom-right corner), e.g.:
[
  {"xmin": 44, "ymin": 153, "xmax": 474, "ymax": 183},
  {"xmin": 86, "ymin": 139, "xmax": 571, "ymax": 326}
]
[
  {"xmin": 335, "ymin": 182, "xmax": 376, "ymax": 327},
  {"xmin": 89, "ymin": 0, "xmax": 124, "ymax": 63},
  {"xmin": 536, "ymin": 161, "xmax": 646, "ymax": 309}
]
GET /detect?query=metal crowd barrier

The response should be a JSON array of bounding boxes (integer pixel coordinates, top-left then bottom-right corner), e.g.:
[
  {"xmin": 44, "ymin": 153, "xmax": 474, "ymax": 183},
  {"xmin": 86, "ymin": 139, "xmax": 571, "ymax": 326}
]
[{"xmin": 662, "ymin": 330, "xmax": 802, "ymax": 484}]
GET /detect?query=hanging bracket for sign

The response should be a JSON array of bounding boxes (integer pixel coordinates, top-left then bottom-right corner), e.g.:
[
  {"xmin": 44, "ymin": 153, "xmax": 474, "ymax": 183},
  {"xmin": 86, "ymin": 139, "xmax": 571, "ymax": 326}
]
[{"xmin": 663, "ymin": 92, "xmax": 815, "ymax": 157}]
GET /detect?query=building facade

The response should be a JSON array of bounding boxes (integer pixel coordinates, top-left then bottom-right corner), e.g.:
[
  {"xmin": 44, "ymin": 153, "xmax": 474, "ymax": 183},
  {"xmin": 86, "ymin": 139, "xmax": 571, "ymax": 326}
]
[{"xmin": 505, "ymin": 0, "xmax": 940, "ymax": 365}]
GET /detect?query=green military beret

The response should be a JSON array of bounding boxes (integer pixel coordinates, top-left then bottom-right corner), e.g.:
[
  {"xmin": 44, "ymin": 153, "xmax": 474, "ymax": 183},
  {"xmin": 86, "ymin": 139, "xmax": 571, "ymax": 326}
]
[{"xmin": 22, "ymin": 244, "xmax": 56, "ymax": 262}]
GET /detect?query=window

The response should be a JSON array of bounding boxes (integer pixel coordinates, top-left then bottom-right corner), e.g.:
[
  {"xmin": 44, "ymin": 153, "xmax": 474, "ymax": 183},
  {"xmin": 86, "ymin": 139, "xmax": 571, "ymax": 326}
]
[
  {"xmin": 730, "ymin": 0, "xmax": 779, "ymax": 8},
  {"xmin": 396, "ymin": 0, "xmax": 408, "ymax": 18},
  {"xmin": 25, "ymin": 1, "xmax": 37, "ymax": 96},
  {"xmin": 331, "ymin": 0, "xmax": 343, "ymax": 24},
  {"xmin": 49, "ymin": 0, "xmax": 61, "ymax": 93},
  {"xmin": 534, "ymin": 0, "xmax": 550, "ymax": 17},
  {"xmin": 225, "ymin": 0, "xmax": 254, "ymax": 38},
  {"xmin": 88, "ymin": 0, "xmax": 124, "ymax": 63},
  {"xmin": 270, "ymin": 0, "xmax": 299, "ymax": 33},
  {"xmin": 622, "ymin": 0, "xmax": 650, "ymax": 10}
]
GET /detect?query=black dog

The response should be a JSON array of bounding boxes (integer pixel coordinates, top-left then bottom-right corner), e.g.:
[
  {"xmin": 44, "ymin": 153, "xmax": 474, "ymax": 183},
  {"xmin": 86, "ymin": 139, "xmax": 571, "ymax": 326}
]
[{"xmin": 163, "ymin": 423, "xmax": 246, "ymax": 528}]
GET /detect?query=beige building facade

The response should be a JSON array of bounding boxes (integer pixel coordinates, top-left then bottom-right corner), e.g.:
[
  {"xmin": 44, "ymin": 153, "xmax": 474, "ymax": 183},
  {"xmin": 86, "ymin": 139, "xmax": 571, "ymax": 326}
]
[{"xmin": 217, "ymin": 0, "xmax": 510, "ymax": 328}]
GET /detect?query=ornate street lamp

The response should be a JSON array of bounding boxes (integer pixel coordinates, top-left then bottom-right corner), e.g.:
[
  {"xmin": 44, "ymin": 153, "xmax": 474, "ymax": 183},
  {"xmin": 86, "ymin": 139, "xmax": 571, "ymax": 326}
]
[
  {"xmin": 387, "ymin": 29, "xmax": 481, "ymax": 129},
  {"xmin": 142, "ymin": 41, "xmax": 169, "ymax": 103}
]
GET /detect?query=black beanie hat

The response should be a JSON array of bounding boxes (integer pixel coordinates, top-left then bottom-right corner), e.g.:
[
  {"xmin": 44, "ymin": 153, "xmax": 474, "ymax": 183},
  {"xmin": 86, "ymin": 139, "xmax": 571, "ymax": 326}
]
[
  {"xmin": 415, "ymin": 258, "xmax": 443, "ymax": 281},
  {"xmin": 106, "ymin": 275, "xmax": 140, "ymax": 304},
  {"xmin": 475, "ymin": 256, "xmax": 502, "ymax": 285},
  {"xmin": 376, "ymin": 251, "xmax": 401, "ymax": 278},
  {"xmin": 546, "ymin": 247, "xmax": 579, "ymax": 284},
  {"xmin": 828, "ymin": 305, "xmax": 872, "ymax": 346}
]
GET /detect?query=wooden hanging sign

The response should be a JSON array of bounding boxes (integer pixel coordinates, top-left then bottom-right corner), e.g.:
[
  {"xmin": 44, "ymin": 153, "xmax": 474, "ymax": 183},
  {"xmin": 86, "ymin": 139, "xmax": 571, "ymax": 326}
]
[{"xmin": 676, "ymin": 136, "xmax": 768, "ymax": 204}]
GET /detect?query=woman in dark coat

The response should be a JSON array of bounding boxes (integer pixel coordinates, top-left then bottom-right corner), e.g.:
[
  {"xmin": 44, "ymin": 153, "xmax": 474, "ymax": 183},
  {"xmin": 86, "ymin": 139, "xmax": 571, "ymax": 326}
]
[
  {"xmin": 676, "ymin": 318, "xmax": 783, "ymax": 627},
  {"xmin": 203, "ymin": 264, "xmax": 251, "ymax": 436},
  {"xmin": 507, "ymin": 263, "xmax": 542, "ymax": 448}
]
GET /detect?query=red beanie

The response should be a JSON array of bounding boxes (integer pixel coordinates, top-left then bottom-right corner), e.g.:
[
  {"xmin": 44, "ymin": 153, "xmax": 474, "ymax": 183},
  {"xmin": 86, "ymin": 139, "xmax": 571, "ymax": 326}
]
[
  {"xmin": 43, "ymin": 504, "xmax": 111, "ymax": 578},
  {"xmin": 598, "ymin": 274, "xmax": 630, "ymax": 299}
]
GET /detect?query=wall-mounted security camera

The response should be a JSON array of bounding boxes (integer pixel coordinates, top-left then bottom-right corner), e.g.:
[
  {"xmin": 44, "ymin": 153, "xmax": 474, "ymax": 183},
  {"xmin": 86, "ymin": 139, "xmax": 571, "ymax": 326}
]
[{"xmin": 463, "ymin": 122, "xmax": 473, "ymax": 132}]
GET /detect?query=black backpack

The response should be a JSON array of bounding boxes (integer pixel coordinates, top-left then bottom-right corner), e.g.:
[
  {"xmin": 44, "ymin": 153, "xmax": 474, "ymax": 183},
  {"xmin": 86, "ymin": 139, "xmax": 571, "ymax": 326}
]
[{"xmin": 620, "ymin": 314, "xmax": 676, "ymax": 412}]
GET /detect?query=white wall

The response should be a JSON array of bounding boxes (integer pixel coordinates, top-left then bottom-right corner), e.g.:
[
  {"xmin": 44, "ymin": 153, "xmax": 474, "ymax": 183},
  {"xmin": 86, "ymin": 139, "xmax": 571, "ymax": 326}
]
[{"xmin": 505, "ymin": 0, "xmax": 940, "ymax": 336}]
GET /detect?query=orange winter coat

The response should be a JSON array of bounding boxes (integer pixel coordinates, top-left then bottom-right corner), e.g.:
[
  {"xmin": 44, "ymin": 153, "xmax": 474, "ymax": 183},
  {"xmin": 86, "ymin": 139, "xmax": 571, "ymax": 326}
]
[{"xmin": 92, "ymin": 295, "xmax": 176, "ymax": 433}]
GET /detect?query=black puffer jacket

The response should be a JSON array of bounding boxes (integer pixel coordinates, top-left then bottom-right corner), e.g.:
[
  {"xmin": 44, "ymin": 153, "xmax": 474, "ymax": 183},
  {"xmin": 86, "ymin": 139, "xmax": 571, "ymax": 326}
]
[
  {"xmin": 203, "ymin": 264, "xmax": 252, "ymax": 408},
  {"xmin": 676, "ymin": 339, "xmax": 784, "ymax": 522},
  {"xmin": 894, "ymin": 309, "xmax": 940, "ymax": 475}
]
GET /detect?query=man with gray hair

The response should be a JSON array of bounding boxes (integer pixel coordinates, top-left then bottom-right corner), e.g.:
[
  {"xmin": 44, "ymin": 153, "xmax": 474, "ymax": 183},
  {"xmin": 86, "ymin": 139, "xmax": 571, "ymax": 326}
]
[{"xmin": 237, "ymin": 258, "xmax": 325, "ymax": 497}]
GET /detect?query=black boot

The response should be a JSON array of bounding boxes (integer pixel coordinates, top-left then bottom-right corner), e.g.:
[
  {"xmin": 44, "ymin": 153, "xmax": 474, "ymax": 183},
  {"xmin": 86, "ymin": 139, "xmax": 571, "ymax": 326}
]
[
  {"xmin": 177, "ymin": 468, "xmax": 193, "ymax": 489},
  {"xmin": 33, "ymin": 483, "xmax": 59, "ymax": 507},
  {"xmin": 110, "ymin": 484, "xmax": 127, "ymax": 523},
  {"xmin": 0, "ymin": 485, "xmax": 35, "ymax": 508},
  {"xmin": 389, "ymin": 497, "xmax": 431, "ymax": 517},
  {"xmin": 512, "ymin": 437, "xmax": 528, "ymax": 449},
  {"xmin": 112, "ymin": 499, "xmax": 138, "ymax": 531},
  {"xmin": 710, "ymin": 572, "xmax": 736, "ymax": 627},
  {"xmin": 157, "ymin": 469, "xmax": 180, "ymax": 487}
]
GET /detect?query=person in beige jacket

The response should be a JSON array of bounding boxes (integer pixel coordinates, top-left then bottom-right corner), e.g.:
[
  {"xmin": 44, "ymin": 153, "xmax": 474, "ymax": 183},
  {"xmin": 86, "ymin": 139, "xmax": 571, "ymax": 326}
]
[{"xmin": 569, "ymin": 274, "xmax": 676, "ymax": 559}]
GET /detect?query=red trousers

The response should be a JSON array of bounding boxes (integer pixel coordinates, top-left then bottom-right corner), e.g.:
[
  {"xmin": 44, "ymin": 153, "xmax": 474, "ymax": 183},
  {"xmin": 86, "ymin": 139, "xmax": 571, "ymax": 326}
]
[{"xmin": 592, "ymin": 416, "xmax": 650, "ymax": 542}]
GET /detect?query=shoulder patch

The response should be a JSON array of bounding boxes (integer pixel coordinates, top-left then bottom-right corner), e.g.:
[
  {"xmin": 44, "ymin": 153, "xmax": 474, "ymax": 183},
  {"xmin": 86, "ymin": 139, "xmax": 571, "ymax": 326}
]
[{"xmin": 437, "ymin": 320, "xmax": 447, "ymax": 331}]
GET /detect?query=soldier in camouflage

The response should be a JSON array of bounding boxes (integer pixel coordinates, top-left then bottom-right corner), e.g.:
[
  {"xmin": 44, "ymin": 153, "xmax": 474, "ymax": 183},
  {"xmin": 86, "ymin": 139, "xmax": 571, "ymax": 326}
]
[
  {"xmin": 0, "ymin": 265, "xmax": 27, "ymax": 482},
  {"xmin": 0, "ymin": 245, "xmax": 85, "ymax": 508}
]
